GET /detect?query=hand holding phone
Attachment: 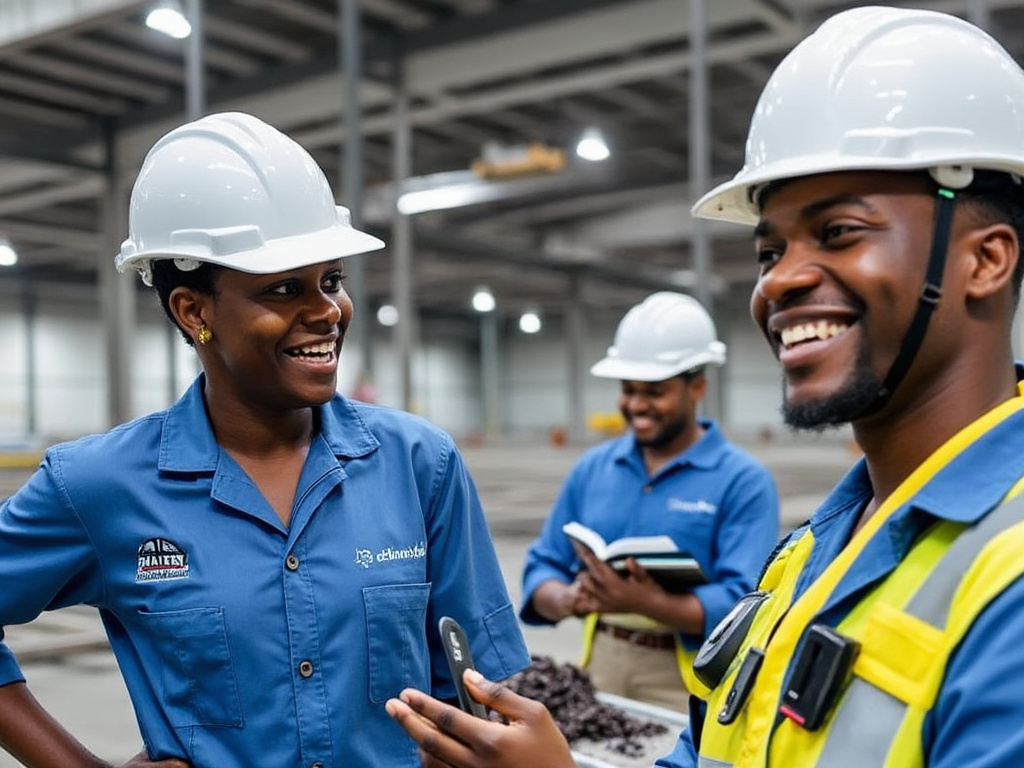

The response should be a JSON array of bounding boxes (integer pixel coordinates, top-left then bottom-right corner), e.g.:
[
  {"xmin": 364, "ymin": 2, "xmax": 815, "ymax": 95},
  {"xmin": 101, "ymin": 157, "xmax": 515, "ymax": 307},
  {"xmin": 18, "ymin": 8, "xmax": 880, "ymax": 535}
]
[{"xmin": 438, "ymin": 615, "xmax": 488, "ymax": 718}]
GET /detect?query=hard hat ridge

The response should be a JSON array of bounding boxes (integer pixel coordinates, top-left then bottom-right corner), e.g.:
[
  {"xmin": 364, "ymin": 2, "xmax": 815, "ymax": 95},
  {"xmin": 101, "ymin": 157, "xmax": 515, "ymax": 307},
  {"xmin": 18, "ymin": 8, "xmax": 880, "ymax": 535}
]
[
  {"xmin": 115, "ymin": 111, "xmax": 385, "ymax": 285},
  {"xmin": 692, "ymin": 6, "xmax": 1024, "ymax": 224},
  {"xmin": 590, "ymin": 292, "xmax": 726, "ymax": 382}
]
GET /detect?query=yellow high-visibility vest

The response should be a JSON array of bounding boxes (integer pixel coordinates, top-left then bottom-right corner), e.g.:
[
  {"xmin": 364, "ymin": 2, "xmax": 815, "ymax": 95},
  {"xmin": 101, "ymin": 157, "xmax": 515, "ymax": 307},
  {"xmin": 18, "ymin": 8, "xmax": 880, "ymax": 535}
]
[{"xmin": 697, "ymin": 393, "xmax": 1024, "ymax": 768}]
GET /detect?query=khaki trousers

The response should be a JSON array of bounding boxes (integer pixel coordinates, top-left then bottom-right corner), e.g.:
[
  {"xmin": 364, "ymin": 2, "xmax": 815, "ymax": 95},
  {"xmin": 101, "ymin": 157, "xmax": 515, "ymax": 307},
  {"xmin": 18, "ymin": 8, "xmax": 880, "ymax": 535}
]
[{"xmin": 586, "ymin": 629, "xmax": 689, "ymax": 713}]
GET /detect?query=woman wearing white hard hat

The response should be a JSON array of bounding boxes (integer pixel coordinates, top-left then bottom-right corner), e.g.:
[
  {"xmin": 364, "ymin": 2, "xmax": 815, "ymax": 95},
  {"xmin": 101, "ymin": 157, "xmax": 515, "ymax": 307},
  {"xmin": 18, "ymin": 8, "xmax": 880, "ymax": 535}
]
[{"xmin": 0, "ymin": 112, "xmax": 529, "ymax": 767}]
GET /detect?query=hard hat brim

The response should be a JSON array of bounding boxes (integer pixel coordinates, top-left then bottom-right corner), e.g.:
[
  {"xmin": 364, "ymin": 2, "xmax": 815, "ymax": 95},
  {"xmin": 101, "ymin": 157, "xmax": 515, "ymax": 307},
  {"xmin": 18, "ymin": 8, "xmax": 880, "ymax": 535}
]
[
  {"xmin": 693, "ymin": 153, "xmax": 1024, "ymax": 226},
  {"xmin": 202, "ymin": 223, "xmax": 385, "ymax": 274},
  {"xmin": 590, "ymin": 350, "xmax": 724, "ymax": 382},
  {"xmin": 590, "ymin": 358, "xmax": 685, "ymax": 382},
  {"xmin": 116, "ymin": 212, "xmax": 385, "ymax": 277}
]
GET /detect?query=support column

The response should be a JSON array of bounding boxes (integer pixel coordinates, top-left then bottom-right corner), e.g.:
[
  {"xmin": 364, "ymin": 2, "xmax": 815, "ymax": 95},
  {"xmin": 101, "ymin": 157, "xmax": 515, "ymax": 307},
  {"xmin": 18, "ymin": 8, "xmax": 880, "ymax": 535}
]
[
  {"xmin": 101, "ymin": 121, "xmax": 134, "ymax": 427},
  {"xmin": 688, "ymin": 0, "xmax": 722, "ymax": 422},
  {"xmin": 480, "ymin": 312, "xmax": 500, "ymax": 439},
  {"xmin": 966, "ymin": 0, "xmax": 991, "ymax": 30},
  {"xmin": 22, "ymin": 289, "xmax": 36, "ymax": 436},
  {"xmin": 340, "ymin": 0, "xmax": 370, "ymax": 382},
  {"xmin": 391, "ymin": 52, "xmax": 415, "ymax": 412},
  {"xmin": 566, "ymin": 271, "xmax": 586, "ymax": 444},
  {"xmin": 184, "ymin": 0, "xmax": 205, "ymax": 119}
]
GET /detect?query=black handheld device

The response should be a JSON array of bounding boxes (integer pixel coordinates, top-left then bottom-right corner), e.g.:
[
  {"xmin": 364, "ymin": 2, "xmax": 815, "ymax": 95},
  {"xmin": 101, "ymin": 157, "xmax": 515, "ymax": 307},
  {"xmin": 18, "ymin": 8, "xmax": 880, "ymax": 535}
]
[
  {"xmin": 779, "ymin": 624, "xmax": 860, "ymax": 731},
  {"xmin": 438, "ymin": 616, "xmax": 488, "ymax": 719}
]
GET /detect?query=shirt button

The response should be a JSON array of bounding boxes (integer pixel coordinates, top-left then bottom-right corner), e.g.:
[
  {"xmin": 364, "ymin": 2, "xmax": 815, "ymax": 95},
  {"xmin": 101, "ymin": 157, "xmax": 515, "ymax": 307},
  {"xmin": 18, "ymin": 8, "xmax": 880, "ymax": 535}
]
[
  {"xmin": 285, "ymin": 554, "xmax": 300, "ymax": 571},
  {"xmin": 299, "ymin": 660, "xmax": 314, "ymax": 678},
  {"xmin": 643, "ymin": 485, "xmax": 653, "ymax": 494}
]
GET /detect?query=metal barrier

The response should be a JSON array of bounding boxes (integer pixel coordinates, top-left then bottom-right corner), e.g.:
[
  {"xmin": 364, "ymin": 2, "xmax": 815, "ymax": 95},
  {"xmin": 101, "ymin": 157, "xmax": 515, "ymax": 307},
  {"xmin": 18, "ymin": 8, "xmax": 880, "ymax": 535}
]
[{"xmin": 571, "ymin": 692, "xmax": 688, "ymax": 768}]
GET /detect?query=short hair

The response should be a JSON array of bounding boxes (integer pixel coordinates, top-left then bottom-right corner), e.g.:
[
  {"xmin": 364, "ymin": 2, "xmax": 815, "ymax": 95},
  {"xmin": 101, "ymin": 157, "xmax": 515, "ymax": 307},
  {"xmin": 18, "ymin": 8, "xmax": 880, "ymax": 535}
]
[
  {"xmin": 149, "ymin": 260, "xmax": 220, "ymax": 346},
  {"xmin": 956, "ymin": 170, "xmax": 1024, "ymax": 305}
]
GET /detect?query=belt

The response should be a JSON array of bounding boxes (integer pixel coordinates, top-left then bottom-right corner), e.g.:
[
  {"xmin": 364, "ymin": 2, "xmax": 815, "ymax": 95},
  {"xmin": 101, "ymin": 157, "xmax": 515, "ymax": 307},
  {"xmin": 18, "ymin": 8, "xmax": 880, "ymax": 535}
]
[{"xmin": 595, "ymin": 620, "xmax": 677, "ymax": 650}]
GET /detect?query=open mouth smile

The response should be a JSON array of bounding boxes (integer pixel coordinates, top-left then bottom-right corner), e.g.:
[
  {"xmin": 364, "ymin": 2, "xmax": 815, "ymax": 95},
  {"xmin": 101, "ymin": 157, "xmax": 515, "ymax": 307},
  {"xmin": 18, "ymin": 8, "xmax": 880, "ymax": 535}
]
[
  {"xmin": 779, "ymin": 321, "xmax": 850, "ymax": 350},
  {"xmin": 285, "ymin": 341, "xmax": 337, "ymax": 364}
]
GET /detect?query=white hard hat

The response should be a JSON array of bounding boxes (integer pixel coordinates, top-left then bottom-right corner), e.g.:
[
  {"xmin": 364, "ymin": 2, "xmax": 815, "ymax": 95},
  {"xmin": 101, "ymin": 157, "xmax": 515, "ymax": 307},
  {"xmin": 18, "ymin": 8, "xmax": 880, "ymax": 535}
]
[
  {"xmin": 116, "ymin": 112, "xmax": 385, "ymax": 285},
  {"xmin": 692, "ymin": 6, "xmax": 1024, "ymax": 225},
  {"xmin": 590, "ymin": 292, "xmax": 726, "ymax": 382}
]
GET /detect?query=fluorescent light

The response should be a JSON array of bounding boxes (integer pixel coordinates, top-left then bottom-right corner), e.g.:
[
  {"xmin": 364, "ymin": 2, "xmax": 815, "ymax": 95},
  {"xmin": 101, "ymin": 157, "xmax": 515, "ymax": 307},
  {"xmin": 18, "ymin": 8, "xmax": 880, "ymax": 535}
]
[
  {"xmin": 146, "ymin": 3, "xmax": 192, "ymax": 39},
  {"xmin": 519, "ymin": 311, "xmax": 541, "ymax": 334},
  {"xmin": 0, "ymin": 238, "xmax": 17, "ymax": 267},
  {"xmin": 472, "ymin": 287, "xmax": 495, "ymax": 313},
  {"xmin": 376, "ymin": 304, "xmax": 399, "ymax": 327},
  {"xmin": 397, "ymin": 183, "xmax": 484, "ymax": 215},
  {"xmin": 576, "ymin": 128, "xmax": 610, "ymax": 162}
]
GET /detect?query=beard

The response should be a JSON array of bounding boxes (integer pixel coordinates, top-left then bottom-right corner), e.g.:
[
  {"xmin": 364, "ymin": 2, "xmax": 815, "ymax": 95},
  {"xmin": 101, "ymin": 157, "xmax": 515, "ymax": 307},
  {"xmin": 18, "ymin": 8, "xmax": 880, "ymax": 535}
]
[
  {"xmin": 781, "ymin": 344, "xmax": 882, "ymax": 431},
  {"xmin": 633, "ymin": 412, "xmax": 689, "ymax": 449}
]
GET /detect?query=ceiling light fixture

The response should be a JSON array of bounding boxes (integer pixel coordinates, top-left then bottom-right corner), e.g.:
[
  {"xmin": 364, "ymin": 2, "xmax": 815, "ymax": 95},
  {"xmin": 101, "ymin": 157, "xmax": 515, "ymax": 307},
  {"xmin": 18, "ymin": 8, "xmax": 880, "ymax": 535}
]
[
  {"xmin": 146, "ymin": 1, "xmax": 192, "ymax": 39},
  {"xmin": 397, "ymin": 183, "xmax": 483, "ymax": 215},
  {"xmin": 519, "ymin": 310, "xmax": 541, "ymax": 334},
  {"xmin": 575, "ymin": 127, "xmax": 610, "ymax": 162},
  {"xmin": 376, "ymin": 304, "xmax": 400, "ymax": 327},
  {"xmin": 471, "ymin": 287, "xmax": 496, "ymax": 313},
  {"xmin": 0, "ymin": 237, "xmax": 17, "ymax": 267}
]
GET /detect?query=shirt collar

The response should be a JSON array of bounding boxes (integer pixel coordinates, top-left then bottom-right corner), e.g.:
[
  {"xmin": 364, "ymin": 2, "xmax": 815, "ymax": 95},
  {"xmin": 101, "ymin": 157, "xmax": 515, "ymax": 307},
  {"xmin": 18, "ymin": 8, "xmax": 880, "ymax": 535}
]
[
  {"xmin": 909, "ymin": 403, "xmax": 1024, "ymax": 523},
  {"xmin": 159, "ymin": 376, "xmax": 379, "ymax": 473},
  {"xmin": 317, "ymin": 396, "xmax": 380, "ymax": 458},
  {"xmin": 811, "ymin": 381, "xmax": 1024, "ymax": 530}
]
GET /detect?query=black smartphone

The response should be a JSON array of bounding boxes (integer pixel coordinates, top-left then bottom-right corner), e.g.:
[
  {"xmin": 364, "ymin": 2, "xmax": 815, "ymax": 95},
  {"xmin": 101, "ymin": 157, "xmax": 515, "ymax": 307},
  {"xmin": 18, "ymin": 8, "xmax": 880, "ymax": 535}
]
[{"xmin": 438, "ymin": 615, "xmax": 488, "ymax": 718}]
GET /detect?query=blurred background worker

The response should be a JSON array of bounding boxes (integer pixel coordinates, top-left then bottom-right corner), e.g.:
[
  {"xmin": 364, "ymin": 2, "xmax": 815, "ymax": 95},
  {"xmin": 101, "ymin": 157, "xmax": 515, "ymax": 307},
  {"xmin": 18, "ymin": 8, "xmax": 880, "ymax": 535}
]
[{"xmin": 519, "ymin": 292, "xmax": 780, "ymax": 711}]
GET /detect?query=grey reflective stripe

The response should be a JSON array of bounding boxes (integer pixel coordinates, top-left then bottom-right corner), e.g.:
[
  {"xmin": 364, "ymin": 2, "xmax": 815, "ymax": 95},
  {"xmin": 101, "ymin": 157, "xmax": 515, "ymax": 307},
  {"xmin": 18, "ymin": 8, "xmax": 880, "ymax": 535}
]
[
  {"xmin": 815, "ymin": 494, "xmax": 1024, "ymax": 768},
  {"xmin": 698, "ymin": 756, "xmax": 733, "ymax": 768}
]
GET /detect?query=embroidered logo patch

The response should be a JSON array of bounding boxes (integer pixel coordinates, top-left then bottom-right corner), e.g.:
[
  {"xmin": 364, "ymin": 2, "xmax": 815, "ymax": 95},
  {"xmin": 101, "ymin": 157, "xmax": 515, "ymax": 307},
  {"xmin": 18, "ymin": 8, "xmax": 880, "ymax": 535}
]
[
  {"xmin": 667, "ymin": 498, "xmax": 717, "ymax": 515},
  {"xmin": 354, "ymin": 548, "xmax": 374, "ymax": 568},
  {"xmin": 354, "ymin": 541, "xmax": 426, "ymax": 568},
  {"xmin": 136, "ymin": 538, "xmax": 190, "ymax": 582}
]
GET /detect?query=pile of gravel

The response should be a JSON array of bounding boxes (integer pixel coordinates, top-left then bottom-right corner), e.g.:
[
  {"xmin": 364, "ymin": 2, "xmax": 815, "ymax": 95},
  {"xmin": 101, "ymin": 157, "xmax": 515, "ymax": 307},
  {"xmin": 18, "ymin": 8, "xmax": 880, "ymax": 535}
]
[{"xmin": 504, "ymin": 656, "xmax": 670, "ymax": 758}]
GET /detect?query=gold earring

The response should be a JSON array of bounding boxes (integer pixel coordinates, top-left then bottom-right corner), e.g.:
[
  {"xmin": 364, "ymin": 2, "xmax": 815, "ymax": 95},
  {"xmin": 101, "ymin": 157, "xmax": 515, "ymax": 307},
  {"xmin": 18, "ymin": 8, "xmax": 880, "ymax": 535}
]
[{"xmin": 197, "ymin": 325, "xmax": 213, "ymax": 345}]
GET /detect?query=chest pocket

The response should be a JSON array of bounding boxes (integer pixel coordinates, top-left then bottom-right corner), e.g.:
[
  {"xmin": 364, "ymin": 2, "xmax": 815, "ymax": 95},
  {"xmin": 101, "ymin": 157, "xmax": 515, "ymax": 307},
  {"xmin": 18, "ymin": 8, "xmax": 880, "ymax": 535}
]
[
  {"xmin": 136, "ymin": 606, "xmax": 243, "ymax": 728},
  {"xmin": 363, "ymin": 583, "xmax": 431, "ymax": 703}
]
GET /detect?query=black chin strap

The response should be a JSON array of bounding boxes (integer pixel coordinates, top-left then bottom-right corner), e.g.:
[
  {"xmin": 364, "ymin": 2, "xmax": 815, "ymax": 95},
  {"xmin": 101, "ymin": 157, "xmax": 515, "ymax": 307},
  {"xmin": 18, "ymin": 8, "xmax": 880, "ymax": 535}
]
[{"xmin": 857, "ymin": 188, "xmax": 956, "ymax": 418}]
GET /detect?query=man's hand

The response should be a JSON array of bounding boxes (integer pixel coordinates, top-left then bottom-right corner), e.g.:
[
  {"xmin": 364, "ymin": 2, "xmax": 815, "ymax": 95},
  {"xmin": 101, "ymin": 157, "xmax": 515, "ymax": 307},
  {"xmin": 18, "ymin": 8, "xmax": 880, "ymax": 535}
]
[
  {"xmin": 532, "ymin": 579, "xmax": 592, "ymax": 622},
  {"xmin": 574, "ymin": 548, "xmax": 661, "ymax": 615},
  {"xmin": 386, "ymin": 669, "xmax": 575, "ymax": 768}
]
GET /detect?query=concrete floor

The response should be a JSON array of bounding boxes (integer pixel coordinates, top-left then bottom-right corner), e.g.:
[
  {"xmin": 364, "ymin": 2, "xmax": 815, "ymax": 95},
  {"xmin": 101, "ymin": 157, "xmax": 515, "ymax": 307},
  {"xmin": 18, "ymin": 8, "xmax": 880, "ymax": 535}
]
[{"xmin": 0, "ymin": 433, "xmax": 855, "ymax": 766}]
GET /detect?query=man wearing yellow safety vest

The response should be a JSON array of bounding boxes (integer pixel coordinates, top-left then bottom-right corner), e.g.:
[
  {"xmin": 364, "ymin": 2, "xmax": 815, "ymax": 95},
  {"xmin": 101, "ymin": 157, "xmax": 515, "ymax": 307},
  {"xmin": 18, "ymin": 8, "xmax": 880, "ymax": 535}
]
[{"xmin": 386, "ymin": 7, "xmax": 1024, "ymax": 768}]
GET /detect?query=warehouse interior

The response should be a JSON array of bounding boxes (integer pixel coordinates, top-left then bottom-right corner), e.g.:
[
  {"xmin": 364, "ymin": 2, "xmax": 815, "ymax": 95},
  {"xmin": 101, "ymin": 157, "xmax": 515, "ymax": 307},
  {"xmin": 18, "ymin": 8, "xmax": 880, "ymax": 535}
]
[
  {"xmin": 1, "ymin": 0, "xmax": 1020, "ymax": 445},
  {"xmin": 1, "ymin": 2, "xmax": 1023, "ymax": 763}
]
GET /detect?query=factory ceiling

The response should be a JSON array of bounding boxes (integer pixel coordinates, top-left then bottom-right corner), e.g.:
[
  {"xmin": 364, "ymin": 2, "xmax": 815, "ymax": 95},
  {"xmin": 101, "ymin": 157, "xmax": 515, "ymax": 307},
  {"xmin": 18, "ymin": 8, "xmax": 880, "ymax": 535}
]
[{"xmin": 0, "ymin": 0, "xmax": 1021, "ymax": 323}]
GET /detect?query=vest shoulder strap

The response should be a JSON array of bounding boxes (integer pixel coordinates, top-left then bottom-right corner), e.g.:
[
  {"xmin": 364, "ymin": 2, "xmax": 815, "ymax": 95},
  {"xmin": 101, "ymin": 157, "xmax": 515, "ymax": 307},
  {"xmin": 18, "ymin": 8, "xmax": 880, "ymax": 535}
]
[{"xmin": 816, "ymin": 493, "xmax": 1024, "ymax": 768}]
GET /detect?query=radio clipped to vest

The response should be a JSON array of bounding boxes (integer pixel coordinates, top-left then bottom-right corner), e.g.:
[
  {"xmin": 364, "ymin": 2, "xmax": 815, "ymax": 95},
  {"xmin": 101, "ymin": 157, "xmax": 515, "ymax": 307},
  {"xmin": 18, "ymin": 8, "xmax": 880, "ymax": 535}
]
[
  {"xmin": 693, "ymin": 590, "xmax": 769, "ymax": 689},
  {"xmin": 779, "ymin": 624, "xmax": 860, "ymax": 731},
  {"xmin": 717, "ymin": 647, "xmax": 764, "ymax": 724}
]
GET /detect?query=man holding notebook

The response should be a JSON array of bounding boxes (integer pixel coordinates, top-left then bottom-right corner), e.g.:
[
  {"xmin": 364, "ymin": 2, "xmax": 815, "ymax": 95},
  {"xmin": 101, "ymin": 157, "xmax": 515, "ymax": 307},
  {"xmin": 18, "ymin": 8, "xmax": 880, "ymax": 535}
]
[{"xmin": 519, "ymin": 292, "xmax": 780, "ymax": 710}]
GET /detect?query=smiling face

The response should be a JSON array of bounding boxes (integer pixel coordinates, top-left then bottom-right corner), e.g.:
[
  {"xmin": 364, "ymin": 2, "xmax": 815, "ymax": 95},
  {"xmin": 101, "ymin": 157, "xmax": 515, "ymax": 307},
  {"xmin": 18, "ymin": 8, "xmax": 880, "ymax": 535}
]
[
  {"xmin": 173, "ymin": 259, "xmax": 352, "ymax": 417},
  {"xmin": 618, "ymin": 373, "xmax": 705, "ymax": 453},
  {"xmin": 750, "ymin": 171, "xmax": 940, "ymax": 429}
]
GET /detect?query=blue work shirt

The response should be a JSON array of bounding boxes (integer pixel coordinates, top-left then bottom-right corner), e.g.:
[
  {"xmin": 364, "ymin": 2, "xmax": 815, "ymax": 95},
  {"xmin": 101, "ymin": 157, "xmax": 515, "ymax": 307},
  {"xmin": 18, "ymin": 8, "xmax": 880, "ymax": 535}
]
[
  {"xmin": 520, "ymin": 421, "xmax": 780, "ymax": 647},
  {"xmin": 0, "ymin": 376, "xmax": 529, "ymax": 767},
  {"xmin": 659, "ymin": 400, "xmax": 1024, "ymax": 768}
]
